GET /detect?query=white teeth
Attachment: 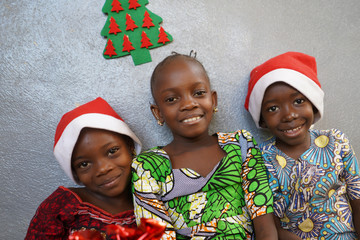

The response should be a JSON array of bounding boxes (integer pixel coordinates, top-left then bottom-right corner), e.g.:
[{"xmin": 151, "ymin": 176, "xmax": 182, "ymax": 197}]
[
  {"xmin": 183, "ymin": 116, "xmax": 201, "ymax": 123},
  {"xmin": 283, "ymin": 126, "xmax": 301, "ymax": 133}
]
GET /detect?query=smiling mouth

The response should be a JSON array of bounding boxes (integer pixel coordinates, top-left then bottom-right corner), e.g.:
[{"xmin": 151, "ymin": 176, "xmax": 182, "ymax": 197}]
[
  {"xmin": 281, "ymin": 125, "xmax": 302, "ymax": 134},
  {"xmin": 99, "ymin": 175, "xmax": 121, "ymax": 188},
  {"xmin": 182, "ymin": 116, "xmax": 201, "ymax": 123}
]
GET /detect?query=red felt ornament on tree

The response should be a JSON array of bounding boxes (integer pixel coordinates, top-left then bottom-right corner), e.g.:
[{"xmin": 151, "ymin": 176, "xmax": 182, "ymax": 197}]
[
  {"xmin": 140, "ymin": 31, "xmax": 153, "ymax": 49},
  {"xmin": 111, "ymin": 0, "xmax": 124, "ymax": 13},
  {"xmin": 157, "ymin": 27, "xmax": 170, "ymax": 44},
  {"xmin": 128, "ymin": 0, "xmax": 141, "ymax": 10},
  {"xmin": 104, "ymin": 39, "xmax": 117, "ymax": 57},
  {"xmin": 101, "ymin": 0, "xmax": 173, "ymax": 65},
  {"xmin": 109, "ymin": 17, "xmax": 122, "ymax": 35},
  {"xmin": 125, "ymin": 14, "xmax": 138, "ymax": 31},
  {"xmin": 122, "ymin": 35, "xmax": 135, "ymax": 52},
  {"xmin": 142, "ymin": 11, "xmax": 155, "ymax": 29}
]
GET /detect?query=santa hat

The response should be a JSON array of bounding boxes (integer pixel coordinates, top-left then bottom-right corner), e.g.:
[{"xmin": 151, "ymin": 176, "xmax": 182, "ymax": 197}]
[
  {"xmin": 244, "ymin": 51, "xmax": 324, "ymax": 128},
  {"xmin": 53, "ymin": 97, "xmax": 142, "ymax": 184}
]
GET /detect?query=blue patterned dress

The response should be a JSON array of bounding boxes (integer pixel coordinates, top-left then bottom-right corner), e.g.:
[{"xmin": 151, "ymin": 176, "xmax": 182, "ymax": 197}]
[{"xmin": 260, "ymin": 128, "xmax": 360, "ymax": 239}]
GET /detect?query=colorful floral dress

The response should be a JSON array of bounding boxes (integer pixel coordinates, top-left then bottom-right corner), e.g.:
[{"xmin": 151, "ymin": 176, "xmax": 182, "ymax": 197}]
[
  {"xmin": 132, "ymin": 130, "xmax": 274, "ymax": 239},
  {"xmin": 25, "ymin": 186, "xmax": 136, "ymax": 240},
  {"xmin": 260, "ymin": 128, "xmax": 360, "ymax": 239}
]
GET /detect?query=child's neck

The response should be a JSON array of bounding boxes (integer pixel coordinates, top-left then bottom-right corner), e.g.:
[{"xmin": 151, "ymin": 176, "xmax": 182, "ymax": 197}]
[
  {"xmin": 166, "ymin": 133, "xmax": 216, "ymax": 155},
  {"xmin": 275, "ymin": 134, "xmax": 311, "ymax": 160},
  {"xmin": 164, "ymin": 133, "xmax": 226, "ymax": 177},
  {"xmin": 71, "ymin": 186, "xmax": 133, "ymax": 215}
]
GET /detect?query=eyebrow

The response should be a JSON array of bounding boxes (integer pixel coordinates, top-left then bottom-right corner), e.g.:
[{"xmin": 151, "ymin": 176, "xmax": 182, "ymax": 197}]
[
  {"xmin": 71, "ymin": 141, "xmax": 122, "ymax": 162},
  {"xmin": 72, "ymin": 155, "xmax": 86, "ymax": 163},
  {"xmin": 262, "ymin": 90, "xmax": 302, "ymax": 105},
  {"xmin": 160, "ymin": 81, "xmax": 208, "ymax": 94}
]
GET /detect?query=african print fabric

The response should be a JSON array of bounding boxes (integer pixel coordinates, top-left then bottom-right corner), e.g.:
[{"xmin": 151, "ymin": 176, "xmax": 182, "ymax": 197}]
[
  {"xmin": 132, "ymin": 130, "xmax": 274, "ymax": 239},
  {"xmin": 261, "ymin": 128, "xmax": 360, "ymax": 239},
  {"xmin": 25, "ymin": 186, "xmax": 136, "ymax": 240}
]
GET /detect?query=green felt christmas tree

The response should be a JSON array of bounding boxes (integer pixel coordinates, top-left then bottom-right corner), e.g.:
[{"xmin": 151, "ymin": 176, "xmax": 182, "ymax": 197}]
[{"xmin": 101, "ymin": 0, "xmax": 173, "ymax": 65}]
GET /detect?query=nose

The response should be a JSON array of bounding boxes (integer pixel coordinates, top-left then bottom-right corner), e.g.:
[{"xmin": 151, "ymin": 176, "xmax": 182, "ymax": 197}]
[
  {"xmin": 180, "ymin": 95, "xmax": 198, "ymax": 111},
  {"xmin": 95, "ymin": 158, "xmax": 113, "ymax": 176},
  {"xmin": 282, "ymin": 105, "xmax": 298, "ymax": 122}
]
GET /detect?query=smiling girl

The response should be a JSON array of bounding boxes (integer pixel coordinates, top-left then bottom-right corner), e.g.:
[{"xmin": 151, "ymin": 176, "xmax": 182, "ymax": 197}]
[
  {"xmin": 132, "ymin": 52, "xmax": 277, "ymax": 239},
  {"xmin": 26, "ymin": 97, "xmax": 142, "ymax": 239},
  {"xmin": 245, "ymin": 52, "xmax": 360, "ymax": 239}
]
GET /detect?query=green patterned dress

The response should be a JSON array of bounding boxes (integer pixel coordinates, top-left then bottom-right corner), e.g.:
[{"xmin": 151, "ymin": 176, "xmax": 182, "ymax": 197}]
[{"xmin": 132, "ymin": 130, "xmax": 274, "ymax": 239}]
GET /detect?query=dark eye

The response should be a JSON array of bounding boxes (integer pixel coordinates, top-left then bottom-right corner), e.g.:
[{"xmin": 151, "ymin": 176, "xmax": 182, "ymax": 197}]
[
  {"xmin": 78, "ymin": 161, "xmax": 90, "ymax": 169},
  {"xmin": 165, "ymin": 97, "xmax": 177, "ymax": 103},
  {"xmin": 108, "ymin": 147, "xmax": 120, "ymax": 156},
  {"xmin": 194, "ymin": 90, "xmax": 206, "ymax": 96},
  {"xmin": 294, "ymin": 99, "xmax": 305, "ymax": 105},
  {"xmin": 268, "ymin": 106, "xmax": 278, "ymax": 112}
]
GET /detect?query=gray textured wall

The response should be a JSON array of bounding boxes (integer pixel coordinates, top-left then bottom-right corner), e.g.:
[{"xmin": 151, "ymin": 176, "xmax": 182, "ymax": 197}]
[{"xmin": 1, "ymin": 0, "xmax": 359, "ymax": 239}]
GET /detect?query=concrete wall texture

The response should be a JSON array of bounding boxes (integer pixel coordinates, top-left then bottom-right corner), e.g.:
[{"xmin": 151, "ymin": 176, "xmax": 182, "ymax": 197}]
[{"xmin": 1, "ymin": 0, "xmax": 359, "ymax": 238}]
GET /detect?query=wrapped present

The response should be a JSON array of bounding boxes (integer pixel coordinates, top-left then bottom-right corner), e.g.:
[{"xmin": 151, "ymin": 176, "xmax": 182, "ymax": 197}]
[
  {"xmin": 68, "ymin": 218, "xmax": 166, "ymax": 240},
  {"xmin": 68, "ymin": 228, "xmax": 104, "ymax": 240}
]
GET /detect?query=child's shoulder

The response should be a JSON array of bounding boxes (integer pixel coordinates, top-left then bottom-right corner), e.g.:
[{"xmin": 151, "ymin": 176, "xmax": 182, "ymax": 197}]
[
  {"xmin": 137, "ymin": 146, "xmax": 166, "ymax": 158},
  {"xmin": 259, "ymin": 128, "xmax": 350, "ymax": 152},
  {"xmin": 310, "ymin": 128, "xmax": 353, "ymax": 147},
  {"xmin": 133, "ymin": 147, "xmax": 172, "ymax": 183},
  {"xmin": 217, "ymin": 129, "xmax": 257, "ymax": 146},
  {"xmin": 35, "ymin": 186, "xmax": 79, "ymax": 216},
  {"xmin": 311, "ymin": 128, "xmax": 348, "ymax": 140},
  {"xmin": 135, "ymin": 146, "xmax": 171, "ymax": 168},
  {"xmin": 43, "ymin": 186, "xmax": 77, "ymax": 202}
]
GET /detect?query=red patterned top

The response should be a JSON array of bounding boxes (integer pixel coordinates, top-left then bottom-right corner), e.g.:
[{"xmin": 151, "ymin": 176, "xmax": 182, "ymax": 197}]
[{"xmin": 25, "ymin": 186, "xmax": 136, "ymax": 239}]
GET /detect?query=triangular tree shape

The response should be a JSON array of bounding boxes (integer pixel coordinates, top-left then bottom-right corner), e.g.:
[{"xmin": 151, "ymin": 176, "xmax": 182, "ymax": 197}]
[
  {"xmin": 158, "ymin": 26, "xmax": 170, "ymax": 44},
  {"xmin": 142, "ymin": 10, "xmax": 155, "ymax": 29},
  {"xmin": 125, "ymin": 14, "xmax": 138, "ymax": 31},
  {"xmin": 109, "ymin": 17, "xmax": 122, "ymax": 35},
  {"xmin": 101, "ymin": 0, "xmax": 173, "ymax": 65},
  {"xmin": 122, "ymin": 35, "xmax": 135, "ymax": 52},
  {"xmin": 140, "ymin": 31, "xmax": 153, "ymax": 49},
  {"xmin": 128, "ymin": 0, "xmax": 141, "ymax": 10},
  {"xmin": 111, "ymin": 0, "xmax": 124, "ymax": 13},
  {"xmin": 104, "ymin": 39, "xmax": 117, "ymax": 57}
]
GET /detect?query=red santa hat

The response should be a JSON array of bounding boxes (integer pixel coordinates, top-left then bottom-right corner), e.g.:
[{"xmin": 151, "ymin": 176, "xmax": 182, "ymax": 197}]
[
  {"xmin": 53, "ymin": 97, "xmax": 142, "ymax": 184},
  {"xmin": 244, "ymin": 51, "xmax": 324, "ymax": 128}
]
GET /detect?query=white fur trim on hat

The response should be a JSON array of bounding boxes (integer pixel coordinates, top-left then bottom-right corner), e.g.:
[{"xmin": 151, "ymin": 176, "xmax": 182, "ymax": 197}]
[
  {"xmin": 248, "ymin": 68, "xmax": 324, "ymax": 128},
  {"xmin": 54, "ymin": 113, "xmax": 141, "ymax": 184}
]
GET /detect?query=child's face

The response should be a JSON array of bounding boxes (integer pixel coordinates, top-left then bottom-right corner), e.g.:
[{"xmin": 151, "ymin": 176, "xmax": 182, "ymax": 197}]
[
  {"xmin": 71, "ymin": 128, "xmax": 133, "ymax": 198},
  {"xmin": 151, "ymin": 58, "xmax": 217, "ymax": 139},
  {"xmin": 260, "ymin": 82, "xmax": 314, "ymax": 148}
]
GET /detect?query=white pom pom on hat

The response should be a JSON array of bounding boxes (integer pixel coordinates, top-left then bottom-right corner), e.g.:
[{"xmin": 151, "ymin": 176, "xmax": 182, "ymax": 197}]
[
  {"xmin": 53, "ymin": 97, "xmax": 142, "ymax": 184},
  {"xmin": 244, "ymin": 51, "xmax": 324, "ymax": 128}
]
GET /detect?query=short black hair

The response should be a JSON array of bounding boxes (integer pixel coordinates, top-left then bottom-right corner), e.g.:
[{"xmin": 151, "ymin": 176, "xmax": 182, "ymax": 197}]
[{"xmin": 150, "ymin": 51, "xmax": 210, "ymax": 97}]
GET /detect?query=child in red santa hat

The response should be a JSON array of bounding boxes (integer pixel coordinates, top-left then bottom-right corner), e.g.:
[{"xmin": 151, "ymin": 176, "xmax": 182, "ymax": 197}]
[
  {"xmin": 245, "ymin": 52, "xmax": 360, "ymax": 239},
  {"xmin": 26, "ymin": 97, "xmax": 142, "ymax": 239}
]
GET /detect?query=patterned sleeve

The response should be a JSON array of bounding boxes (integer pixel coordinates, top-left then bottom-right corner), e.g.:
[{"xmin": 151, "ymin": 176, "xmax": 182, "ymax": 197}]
[
  {"xmin": 335, "ymin": 129, "xmax": 360, "ymax": 200},
  {"xmin": 239, "ymin": 130, "xmax": 274, "ymax": 219},
  {"xmin": 25, "ymin": 188, "xmax": 70, "ymax": 239},
  {"xmin": 262, "ymin": 157, "xmax": 287, "ymax": 218},
  {"xmin": 132, "ymin": 151, "xmax": 176, "ymax": 240}
]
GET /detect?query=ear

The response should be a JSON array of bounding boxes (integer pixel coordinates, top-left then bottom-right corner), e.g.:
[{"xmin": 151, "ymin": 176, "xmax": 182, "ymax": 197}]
[
  {"xmin": 211, "ymin": 90, "xmax": 218, "ymax": 109},
  {"xmin": 259, "ymin": 116, "xmax": 267, "ymax": 128},
  {"xmin": 150, "ymin": 104, "xmax": 164, "ymax": 124}
]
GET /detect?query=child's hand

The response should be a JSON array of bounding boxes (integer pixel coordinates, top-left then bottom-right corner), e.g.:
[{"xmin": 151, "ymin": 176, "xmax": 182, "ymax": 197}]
[{"xmin": 253, "ymin": 213, "xmax": 278, "ymax": 240}]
